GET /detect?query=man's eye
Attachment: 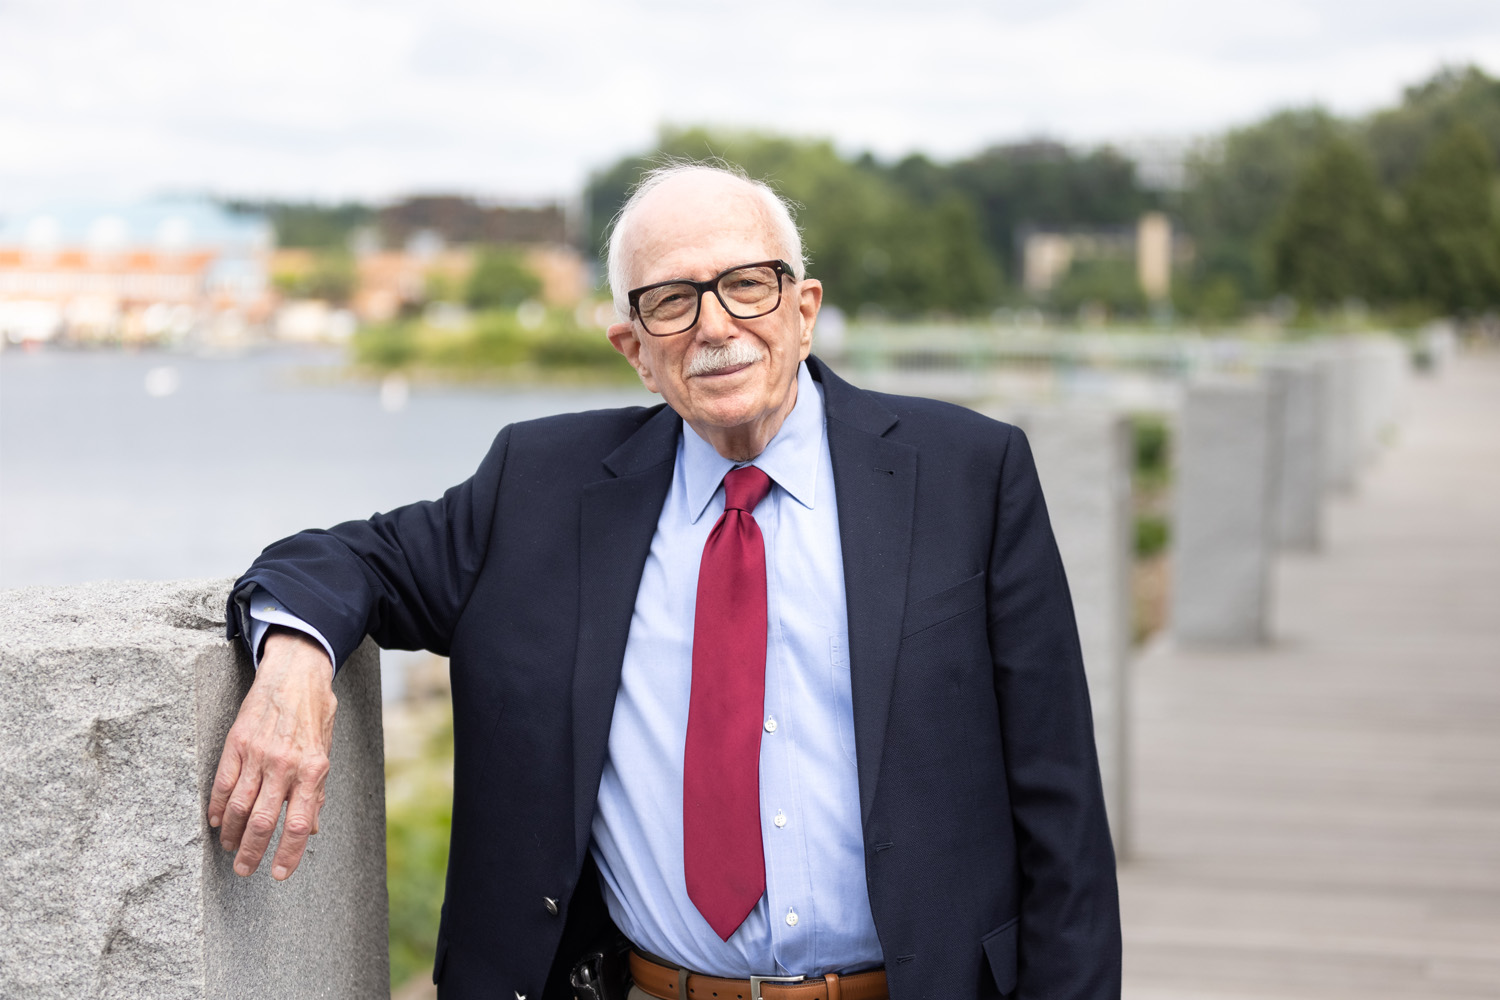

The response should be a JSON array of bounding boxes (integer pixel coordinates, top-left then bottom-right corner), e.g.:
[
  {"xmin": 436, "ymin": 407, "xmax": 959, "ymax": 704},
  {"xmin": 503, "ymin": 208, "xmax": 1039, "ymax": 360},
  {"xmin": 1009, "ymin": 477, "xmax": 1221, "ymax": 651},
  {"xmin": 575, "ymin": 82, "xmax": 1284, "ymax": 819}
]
[{"xmin": 727, "ymin": 275, "xmax": 772, "ymax": 294}]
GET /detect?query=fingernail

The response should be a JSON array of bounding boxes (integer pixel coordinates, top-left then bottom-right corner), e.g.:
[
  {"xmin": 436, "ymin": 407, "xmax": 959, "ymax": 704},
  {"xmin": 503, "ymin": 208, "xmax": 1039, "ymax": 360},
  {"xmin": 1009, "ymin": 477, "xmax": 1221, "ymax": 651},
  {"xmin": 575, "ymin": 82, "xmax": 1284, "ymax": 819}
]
[
  {"xmin": 235, "ymin": 862, "xmax": 251, "ymax": 876},
  {"xmin": 272, "ymin": 865, "xmax": 287, "ymax": 879},
  {"xmin": 208, "ymin": 815, "xmax": 220, "ymax": 828}
]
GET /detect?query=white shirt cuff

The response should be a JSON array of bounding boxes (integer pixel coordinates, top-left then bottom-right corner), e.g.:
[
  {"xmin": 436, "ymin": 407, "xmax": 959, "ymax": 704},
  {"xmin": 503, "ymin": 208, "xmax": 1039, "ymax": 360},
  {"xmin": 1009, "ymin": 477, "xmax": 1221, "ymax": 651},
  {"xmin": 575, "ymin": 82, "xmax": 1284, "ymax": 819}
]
[{"xmin": 246, "ymin": 586, "xmax": 337, "ymax": 676}]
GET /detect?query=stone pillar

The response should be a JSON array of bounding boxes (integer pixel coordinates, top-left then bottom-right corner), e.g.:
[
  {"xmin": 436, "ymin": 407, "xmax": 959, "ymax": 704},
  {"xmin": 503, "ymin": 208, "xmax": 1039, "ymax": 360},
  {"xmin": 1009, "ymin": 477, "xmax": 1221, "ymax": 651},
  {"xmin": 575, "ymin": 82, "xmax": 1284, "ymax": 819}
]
[
  {"xmin": 1320, "ymin": 341, "xmax": 1359, "ymax": 493},
  {"xmin": 1266, "ymin": 358, "xmax": 1327, "ymax": 551},
  {"xmin": 1419, "ymin": 321, "xmax": 1458, "ymax": 374},
  {"xmin": 1171, "ymin": 377, "xmax": 1280, "ymax": 644},
  {"xmin": 1348, "ymin": 336, "xmax": 1409, "ymax": 473},
  {"xmin": 0, "ymin": 580, "xmax": 389, "ymax": 1000},
  {"xmin": 1018, "ymin": 407, "xmax": 1134, "ymax": 852}
]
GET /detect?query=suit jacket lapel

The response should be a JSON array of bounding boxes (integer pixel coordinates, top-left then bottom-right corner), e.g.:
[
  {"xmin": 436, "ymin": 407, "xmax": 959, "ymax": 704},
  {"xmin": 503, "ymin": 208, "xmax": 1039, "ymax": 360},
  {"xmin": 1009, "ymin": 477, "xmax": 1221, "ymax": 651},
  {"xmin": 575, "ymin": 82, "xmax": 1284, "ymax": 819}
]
[
  {"xmin": 572, "ymin": 404, "xmax": 680, "ymax": 865},
  {"xmin": 810, "ymin": 357, "xmax": 918, "ymax": 825}
]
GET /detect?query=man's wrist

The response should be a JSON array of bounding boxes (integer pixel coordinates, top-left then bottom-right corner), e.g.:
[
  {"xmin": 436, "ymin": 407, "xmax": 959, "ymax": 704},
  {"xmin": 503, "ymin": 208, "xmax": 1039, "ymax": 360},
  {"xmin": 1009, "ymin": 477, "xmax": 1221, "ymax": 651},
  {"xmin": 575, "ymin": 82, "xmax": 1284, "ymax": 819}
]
[{"xmin": 260, "ymin": 626, "xmax": 335, "ymax": 681}]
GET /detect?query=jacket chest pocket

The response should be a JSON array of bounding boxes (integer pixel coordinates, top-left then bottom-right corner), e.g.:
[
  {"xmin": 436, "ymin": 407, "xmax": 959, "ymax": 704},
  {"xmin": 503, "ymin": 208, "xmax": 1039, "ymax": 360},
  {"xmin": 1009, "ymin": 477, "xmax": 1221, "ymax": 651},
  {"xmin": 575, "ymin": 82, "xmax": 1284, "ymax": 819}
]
[{"xmin": 901, "ymin": 571, "xmax": 986, "ymax": 639}]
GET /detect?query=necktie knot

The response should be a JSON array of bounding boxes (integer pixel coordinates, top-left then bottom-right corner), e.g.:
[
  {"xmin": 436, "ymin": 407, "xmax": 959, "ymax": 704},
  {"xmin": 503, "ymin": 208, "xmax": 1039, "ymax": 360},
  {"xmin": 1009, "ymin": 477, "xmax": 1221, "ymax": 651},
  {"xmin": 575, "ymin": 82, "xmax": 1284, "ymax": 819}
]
[{"xmin": 723, "ymin": 465, "xmax": 772, "ymax": 514}]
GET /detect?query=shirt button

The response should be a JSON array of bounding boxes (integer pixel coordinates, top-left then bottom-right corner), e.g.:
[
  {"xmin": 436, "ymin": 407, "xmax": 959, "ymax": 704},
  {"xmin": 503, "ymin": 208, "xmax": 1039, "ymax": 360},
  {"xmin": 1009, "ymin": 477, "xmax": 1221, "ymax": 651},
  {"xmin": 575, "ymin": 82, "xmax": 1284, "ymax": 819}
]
[
  {"xmin": 774, "ymin": 810, "xmax": 787, "ymax": 828},
  {"xmin": 785, "ymin": 908, "xmax": 799, "ymax": 927},
  {"xmin": 764, "ymin": 717, "xmax": 777, "ymax": 733},
  {"xmin": 543, "ymin": 896, "xmax": 559, "ymax": 916}
]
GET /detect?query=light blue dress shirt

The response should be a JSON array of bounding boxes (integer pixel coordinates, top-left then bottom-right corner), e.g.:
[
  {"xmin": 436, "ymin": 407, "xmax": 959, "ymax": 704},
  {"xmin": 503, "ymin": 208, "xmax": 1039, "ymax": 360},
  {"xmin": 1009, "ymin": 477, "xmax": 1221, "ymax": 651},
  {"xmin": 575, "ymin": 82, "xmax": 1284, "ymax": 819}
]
[
  {"xmin": 246, "ymin": 362, "xmax": 880, "ymax": 977},
  {"xmin": 591, "ymin": 362, "xmax": 879, "ymax": 977}
]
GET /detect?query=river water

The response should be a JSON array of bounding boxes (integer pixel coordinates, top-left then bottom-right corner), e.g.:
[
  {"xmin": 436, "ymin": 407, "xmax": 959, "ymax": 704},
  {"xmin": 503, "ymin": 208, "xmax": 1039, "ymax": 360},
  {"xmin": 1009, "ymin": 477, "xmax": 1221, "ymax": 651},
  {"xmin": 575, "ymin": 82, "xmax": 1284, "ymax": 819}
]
[{"xmin": 1, "ymin": 346, "xmax": 655, "ymax": 690}]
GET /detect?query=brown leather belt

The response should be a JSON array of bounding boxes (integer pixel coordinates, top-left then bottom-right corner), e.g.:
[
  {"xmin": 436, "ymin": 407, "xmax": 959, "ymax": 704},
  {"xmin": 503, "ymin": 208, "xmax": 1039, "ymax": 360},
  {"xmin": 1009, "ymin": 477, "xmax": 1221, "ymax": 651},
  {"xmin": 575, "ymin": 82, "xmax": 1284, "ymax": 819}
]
[{"xmin": 628, "ymin": 951, "xmax": 888, "ymax": 1000}]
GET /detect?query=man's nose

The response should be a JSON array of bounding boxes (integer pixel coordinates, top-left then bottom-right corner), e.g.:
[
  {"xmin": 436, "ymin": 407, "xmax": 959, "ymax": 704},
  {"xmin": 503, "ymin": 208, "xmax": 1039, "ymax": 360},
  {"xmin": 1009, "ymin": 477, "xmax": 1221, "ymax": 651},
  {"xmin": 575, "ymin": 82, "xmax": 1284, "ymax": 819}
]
[{"xmin": 693, "ymin": 289, "xmax": 735, "ymax": 340}]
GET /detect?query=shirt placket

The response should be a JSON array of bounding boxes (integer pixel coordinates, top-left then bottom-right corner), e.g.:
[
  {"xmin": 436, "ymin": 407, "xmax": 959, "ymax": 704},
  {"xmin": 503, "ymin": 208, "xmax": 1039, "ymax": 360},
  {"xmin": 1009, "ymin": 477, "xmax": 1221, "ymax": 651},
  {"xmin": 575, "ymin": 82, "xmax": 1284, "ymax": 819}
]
[{"xmin": 757, "ymin": 491, "xmax": 818, "ymax": 976}]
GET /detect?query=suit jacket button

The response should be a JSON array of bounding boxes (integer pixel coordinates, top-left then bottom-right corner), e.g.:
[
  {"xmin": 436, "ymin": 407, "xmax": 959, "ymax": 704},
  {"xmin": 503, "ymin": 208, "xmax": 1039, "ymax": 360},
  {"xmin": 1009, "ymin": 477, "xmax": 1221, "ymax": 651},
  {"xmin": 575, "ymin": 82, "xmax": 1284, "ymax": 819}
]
[{"xmin": 543, "ymin": 896, "xmax": 560, "ymax": 916}]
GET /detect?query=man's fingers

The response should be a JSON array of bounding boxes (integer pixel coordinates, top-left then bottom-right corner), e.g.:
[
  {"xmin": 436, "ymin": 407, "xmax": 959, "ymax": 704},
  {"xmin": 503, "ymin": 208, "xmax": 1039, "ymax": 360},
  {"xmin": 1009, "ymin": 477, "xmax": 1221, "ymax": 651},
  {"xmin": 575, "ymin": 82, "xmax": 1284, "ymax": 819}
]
[
  {"xmin": 207, "ymin": 738, "xmax": 244, "ymax": 829},
  {"xmin": 269, "ymin": 767, "xmax": 328, "ymax": 880},
  {"xmin": 217, "ymin": 753, "xmax": 263, "ymax": 853},
  {"xmin": 232, "ymin": 770, "xmax": 294, "ymax": 877}
]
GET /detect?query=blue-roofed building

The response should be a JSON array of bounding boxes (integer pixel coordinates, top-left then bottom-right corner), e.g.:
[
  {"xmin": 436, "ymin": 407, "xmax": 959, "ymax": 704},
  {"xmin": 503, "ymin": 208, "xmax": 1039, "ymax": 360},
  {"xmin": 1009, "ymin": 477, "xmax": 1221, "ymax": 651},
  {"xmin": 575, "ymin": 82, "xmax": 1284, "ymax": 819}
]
[{"xmin": 0, "ymin": 198, "xmax": 274, "ymax": 344}]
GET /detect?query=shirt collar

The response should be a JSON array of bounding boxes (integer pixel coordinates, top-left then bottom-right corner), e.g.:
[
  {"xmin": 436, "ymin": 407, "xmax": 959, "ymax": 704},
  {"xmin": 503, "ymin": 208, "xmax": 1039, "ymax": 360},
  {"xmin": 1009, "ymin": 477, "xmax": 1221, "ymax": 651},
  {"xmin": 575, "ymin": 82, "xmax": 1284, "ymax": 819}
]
[{"xmin": 682, "ymin": 361, "xmax": 825, "ymax": 524}]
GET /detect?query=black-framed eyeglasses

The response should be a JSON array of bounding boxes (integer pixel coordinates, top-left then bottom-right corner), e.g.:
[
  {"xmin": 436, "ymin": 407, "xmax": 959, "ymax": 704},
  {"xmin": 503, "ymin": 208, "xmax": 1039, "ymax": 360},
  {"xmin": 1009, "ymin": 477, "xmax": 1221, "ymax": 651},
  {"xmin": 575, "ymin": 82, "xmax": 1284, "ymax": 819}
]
[{"xmin": 627, "ymin": 259, "xmax": 794, "ymax": 337}]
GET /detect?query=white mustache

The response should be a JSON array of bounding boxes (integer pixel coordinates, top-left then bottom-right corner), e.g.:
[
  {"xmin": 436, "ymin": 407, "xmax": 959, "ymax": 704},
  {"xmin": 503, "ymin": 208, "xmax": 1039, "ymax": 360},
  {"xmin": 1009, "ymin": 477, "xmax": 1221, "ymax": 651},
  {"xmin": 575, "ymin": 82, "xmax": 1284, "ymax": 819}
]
[{"xmin": 684, "ymin": 341, "xmax": 765, "ymax": 377}]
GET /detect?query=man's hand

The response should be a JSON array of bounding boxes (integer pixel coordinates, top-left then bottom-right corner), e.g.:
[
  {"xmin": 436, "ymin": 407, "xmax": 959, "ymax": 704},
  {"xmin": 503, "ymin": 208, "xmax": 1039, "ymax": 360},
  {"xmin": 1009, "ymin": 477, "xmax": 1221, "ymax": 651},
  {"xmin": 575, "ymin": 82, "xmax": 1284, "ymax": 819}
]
[{"xmin": 208, "ymin": 627, "xmax": 338, "ymax": 880}]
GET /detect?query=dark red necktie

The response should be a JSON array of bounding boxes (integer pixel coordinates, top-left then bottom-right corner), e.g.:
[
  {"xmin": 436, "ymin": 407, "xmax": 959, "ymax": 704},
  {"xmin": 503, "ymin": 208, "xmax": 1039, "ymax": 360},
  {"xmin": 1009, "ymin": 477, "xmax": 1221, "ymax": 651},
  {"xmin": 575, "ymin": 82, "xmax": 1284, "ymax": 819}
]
[{"xmin": 684, "ymin": 464, "xmax": 774, "ymax": 941}]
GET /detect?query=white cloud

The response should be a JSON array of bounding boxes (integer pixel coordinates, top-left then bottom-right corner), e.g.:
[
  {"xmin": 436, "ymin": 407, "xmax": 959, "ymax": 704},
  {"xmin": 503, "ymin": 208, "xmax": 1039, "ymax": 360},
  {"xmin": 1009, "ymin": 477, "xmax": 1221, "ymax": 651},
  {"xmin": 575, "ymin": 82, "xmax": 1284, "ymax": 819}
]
[{"xmin": 1, "ymin": 0, "xmax": 1497, "ymax": 210}]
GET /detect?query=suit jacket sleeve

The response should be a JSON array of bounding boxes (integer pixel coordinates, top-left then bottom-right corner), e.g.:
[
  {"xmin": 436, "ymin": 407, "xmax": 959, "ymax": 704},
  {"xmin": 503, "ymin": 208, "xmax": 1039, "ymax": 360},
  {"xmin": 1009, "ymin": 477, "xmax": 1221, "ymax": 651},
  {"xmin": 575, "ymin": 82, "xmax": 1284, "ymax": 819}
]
[
  {"xmin": 224, "ymin": 426, "xmax": 512, "ymax": 668},
  {"xmin": 988, "ymin": 425, "xmax": 1122, "ymax": 996}
]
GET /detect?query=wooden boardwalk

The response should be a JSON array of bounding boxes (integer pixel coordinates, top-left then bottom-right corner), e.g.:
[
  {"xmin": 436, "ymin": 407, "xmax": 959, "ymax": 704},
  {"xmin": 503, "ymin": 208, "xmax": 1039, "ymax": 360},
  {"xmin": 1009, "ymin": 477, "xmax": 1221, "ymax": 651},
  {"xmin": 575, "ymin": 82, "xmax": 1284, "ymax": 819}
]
[{"xmin": 1120, "ymin": 351, "xmax": 1500, "ymax": 998}]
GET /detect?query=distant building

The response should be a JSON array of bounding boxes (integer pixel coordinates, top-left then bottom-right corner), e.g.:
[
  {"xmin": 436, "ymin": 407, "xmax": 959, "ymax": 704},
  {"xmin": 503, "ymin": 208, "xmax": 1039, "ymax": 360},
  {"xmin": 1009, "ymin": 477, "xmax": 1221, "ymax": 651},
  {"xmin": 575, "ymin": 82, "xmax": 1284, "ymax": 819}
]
[
  {"xmin": 1020, "ymin": 213, "xmax": 1189, "ymax": 302},
  {"xmin": 0, "ymin": 199, "xmax": 272, "ymax": 345},
  {"xmin": 377, "ymin": 195, "xmax": 572, "ymax": 249},
  {"xmin": 278, "ymin": 195, "xmax": 590, "ymax": 323}
]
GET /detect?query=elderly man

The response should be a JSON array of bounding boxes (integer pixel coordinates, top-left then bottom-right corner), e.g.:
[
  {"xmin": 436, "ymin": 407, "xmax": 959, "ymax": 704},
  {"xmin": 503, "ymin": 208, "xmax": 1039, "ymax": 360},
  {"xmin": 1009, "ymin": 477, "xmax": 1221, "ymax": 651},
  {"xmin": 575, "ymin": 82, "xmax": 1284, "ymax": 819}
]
[{"xmin": 211, "ymin": 163, "xmax": 1121, "ymax": 1000}]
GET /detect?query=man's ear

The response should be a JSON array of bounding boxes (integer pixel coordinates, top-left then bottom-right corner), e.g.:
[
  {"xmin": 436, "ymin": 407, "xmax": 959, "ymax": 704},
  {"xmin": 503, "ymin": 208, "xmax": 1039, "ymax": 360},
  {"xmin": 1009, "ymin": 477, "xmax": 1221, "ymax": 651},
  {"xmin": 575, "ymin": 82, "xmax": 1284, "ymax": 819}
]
[
  {"xmin": 607, "ymin": 320, "xmax": 660, "ymax": 393},
  {"xmin": 795, "ymin": 278, "xmax": 822, "ymax": 361}
]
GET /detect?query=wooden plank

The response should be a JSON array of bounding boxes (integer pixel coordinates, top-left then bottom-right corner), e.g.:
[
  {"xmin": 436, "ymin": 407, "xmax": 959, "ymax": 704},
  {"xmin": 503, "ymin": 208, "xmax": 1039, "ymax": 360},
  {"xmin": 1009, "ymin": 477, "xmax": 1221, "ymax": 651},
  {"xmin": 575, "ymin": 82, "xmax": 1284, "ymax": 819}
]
[{"xmin": 1121, "ymin": 353, "xmax": 1500, "ymax": 999}]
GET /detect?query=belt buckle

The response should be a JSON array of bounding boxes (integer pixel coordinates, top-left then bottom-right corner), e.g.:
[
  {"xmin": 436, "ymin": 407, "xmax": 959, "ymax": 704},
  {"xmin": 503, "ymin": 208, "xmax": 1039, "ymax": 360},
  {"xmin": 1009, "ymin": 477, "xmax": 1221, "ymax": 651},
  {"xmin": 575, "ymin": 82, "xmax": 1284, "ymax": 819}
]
[{"xmin": 749, "ymin": 973, "xmax": 805, "ymax": 1000}]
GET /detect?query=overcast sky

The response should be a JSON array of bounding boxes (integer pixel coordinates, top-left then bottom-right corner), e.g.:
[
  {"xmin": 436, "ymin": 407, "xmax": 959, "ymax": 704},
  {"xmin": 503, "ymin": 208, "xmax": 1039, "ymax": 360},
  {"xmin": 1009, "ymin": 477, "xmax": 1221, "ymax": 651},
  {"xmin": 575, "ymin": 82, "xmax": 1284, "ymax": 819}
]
[{"xmin": 2, "ymin": 0, "xmax": 1498, "ymax": 212}]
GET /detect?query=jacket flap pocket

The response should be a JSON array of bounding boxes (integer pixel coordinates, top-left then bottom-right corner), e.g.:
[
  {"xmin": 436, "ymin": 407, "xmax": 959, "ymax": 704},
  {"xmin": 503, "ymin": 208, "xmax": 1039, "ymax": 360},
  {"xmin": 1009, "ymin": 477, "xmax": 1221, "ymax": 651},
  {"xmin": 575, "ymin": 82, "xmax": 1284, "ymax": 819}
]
[
  {"xmin": 981, "ymin": 916, "xmax": 1019, "ymax": 995},
  {"xmin": 901, "ymin": 571, "xmax": 985, "ymax": 638}
]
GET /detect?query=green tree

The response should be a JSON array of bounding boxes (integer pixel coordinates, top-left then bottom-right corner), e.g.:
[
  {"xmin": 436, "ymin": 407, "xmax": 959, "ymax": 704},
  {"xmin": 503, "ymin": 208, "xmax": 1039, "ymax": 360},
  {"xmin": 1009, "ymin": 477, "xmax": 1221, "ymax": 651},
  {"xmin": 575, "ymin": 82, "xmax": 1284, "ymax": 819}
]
[
  {"xmin": 1050, "ymin": 258, "xmax": 1149, "ymax": 318},
  {"xmin": 1400, "ymin": 123, "xmax": 1500, "ymax": 315},
  {"xmin": 1177, "ymin": 108, "xmax": 1345, "ymax": 301},
  {"xmin": 1267, "ymin": 139, "xmax": 1401, "ymax": 308},
  {"xmin": 466, "ymin": 250, "xmax": 542, "ymax": 309},
  {"xmin": 946, "ymin": 141, "xmax": 1152, "ymax": 279},
  {"xmin": 272, "ymin": 251, "xmax": 356, "ymax": 303},
  {"xmin": 226, "ymin": 199, "xmax": 375, "ymax": 249},
  {"xmin": 1364, "ymin": 65, "xmax": 1500, "ymax": 188}
]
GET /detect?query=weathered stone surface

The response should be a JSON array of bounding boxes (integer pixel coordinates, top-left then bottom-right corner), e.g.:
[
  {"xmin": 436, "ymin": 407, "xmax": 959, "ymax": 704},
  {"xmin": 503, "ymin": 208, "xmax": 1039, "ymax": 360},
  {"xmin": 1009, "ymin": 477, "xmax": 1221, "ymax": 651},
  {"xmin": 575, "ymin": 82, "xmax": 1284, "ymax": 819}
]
[
  {"xmin": 1320, "ymin": 341, "xmax": 1359, "ymax": 493},
  {"xmin": 1172, "ymin": 377, "xmax": 1280, "ymax": 645},
  {"xmin": 1267, "ymin": 358, "xmax": 1327, "ymax": 551},
  {"xmin": 0, "ymin": 579, "xmax": 388, "ymax": 999},
  {"xmin": 1020, "ymin": 407, "xmax": 1134, "ymax": 851},
  {"xmin": 1356, "ymin": 336, "xmax": 1409, "ymax": 468}
]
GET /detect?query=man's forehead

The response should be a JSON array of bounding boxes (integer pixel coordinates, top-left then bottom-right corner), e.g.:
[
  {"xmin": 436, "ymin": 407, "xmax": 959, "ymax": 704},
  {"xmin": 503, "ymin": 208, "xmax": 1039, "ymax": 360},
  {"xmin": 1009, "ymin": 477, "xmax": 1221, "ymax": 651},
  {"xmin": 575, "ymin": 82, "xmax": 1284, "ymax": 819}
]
[{"xmin": 625, "ymin": 176, "xmax": 779, "ymax": 283}]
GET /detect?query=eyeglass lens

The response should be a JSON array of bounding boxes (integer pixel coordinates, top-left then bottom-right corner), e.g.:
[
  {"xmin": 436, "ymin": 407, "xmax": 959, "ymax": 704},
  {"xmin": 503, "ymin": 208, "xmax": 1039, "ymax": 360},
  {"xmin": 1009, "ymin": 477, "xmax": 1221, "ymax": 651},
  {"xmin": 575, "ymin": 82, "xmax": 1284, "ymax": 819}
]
[{"xmin": 637, "ymin": 264, "xmax": 782, "ymax": 334}]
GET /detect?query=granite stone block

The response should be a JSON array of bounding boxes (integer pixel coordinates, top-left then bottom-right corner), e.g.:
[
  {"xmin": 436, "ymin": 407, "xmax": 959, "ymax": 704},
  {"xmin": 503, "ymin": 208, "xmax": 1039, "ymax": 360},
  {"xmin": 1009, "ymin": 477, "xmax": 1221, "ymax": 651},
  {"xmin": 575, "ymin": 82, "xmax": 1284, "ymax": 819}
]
[
  {"xmin": 1267, "ymin": 359, "xmax": 1327, "ymax": 551},
  {"xmin": 1172, "ymin": 378, "xmax": 1280, "ymax": 645},
  {"xmin": 0, "ymin": 579, "xmax": 388, "ymax": 999}
]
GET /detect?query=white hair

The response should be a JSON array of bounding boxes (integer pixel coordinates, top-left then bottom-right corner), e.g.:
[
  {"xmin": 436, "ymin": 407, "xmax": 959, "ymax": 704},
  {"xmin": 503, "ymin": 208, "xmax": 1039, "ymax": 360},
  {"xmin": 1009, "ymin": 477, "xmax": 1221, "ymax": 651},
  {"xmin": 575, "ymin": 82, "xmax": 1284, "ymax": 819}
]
[{"xmin": 605, "ymin": 160, "xmax": 806, "ymax": 321}]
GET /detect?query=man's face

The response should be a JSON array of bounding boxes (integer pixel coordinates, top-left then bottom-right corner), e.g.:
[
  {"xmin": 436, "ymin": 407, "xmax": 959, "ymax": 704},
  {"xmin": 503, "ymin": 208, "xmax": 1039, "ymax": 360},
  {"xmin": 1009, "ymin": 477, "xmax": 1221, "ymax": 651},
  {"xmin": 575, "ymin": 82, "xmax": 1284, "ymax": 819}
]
[{"xmin": 607, "ymin": 174, "xmax": 821, "ymax": 459}]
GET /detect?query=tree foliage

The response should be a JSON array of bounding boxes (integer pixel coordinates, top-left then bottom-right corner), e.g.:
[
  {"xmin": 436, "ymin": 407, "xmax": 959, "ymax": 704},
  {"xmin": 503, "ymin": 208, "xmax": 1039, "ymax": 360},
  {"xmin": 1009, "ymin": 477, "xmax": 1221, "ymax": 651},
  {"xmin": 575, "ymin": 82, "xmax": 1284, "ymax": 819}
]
[
  {"xmin": 1267, "ymin": 139, "xmax": 1401, "ymax": 307},
  {"xmin": 466, "ymin": 250, "xmax": 542, "ymax": 310},
  {"xmin": 1178, "ymin": 109, "xmax": 1345, "ymax": 300},
  {"xmin": 945, "ymin": 141, "xmax": 1153, "ymax": 278},
  {"xmin": 227, "ymin": 200, "xmax": 375, "ymax": 250},
  {"xmin": 1400, "ymin": 123, "xmax": 1500, "ymax": 314},
  {"xmin": 1365, "ymin": 66, "xmax": 1500, "ymax": 187}
]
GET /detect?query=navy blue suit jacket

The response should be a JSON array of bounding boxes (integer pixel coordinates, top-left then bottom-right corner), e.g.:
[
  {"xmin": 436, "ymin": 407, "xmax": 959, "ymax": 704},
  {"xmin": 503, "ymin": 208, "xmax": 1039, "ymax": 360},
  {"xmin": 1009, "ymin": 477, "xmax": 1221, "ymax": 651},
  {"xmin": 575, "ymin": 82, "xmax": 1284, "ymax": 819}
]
[{"xmin": 228, "ymin": 357, "xmax": 1120, "ymax": 1000}]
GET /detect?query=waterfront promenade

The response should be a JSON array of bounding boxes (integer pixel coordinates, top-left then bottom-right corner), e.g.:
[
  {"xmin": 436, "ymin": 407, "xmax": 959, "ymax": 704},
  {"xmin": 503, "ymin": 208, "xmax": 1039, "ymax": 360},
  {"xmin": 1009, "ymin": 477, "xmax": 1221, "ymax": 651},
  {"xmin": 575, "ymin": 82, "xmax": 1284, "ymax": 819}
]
[{"xmin": 1120, "ymin": 351, "xmax": 1500, "ymax": 998}]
